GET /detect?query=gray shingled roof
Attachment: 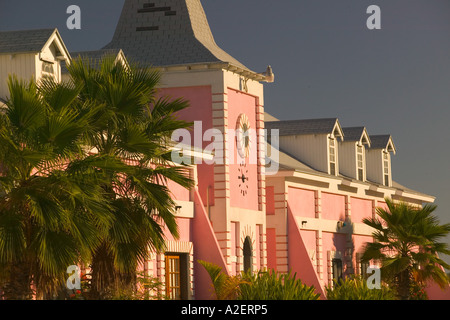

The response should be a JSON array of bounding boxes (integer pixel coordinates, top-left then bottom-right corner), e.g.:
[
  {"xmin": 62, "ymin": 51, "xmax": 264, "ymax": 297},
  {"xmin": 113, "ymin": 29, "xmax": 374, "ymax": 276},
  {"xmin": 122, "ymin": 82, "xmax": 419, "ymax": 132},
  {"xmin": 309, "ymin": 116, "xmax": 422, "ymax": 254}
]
[
  {"xmin": 102, "ymin": 0, "xmax": 249, "ymax": 70},
  {"xmin": 342, "ymin": 127, "xmax": 366, "ymax": 141},
  {"xmin": 370, "ymin": 135, "xmax": 393, "ymax": 149},
  {"xmin": 265, "ymin": 118, "xmax": 340, "ymax": 136},
  {"xmin": 0, "ymin": 29, "xmax": 55, "ymax": 54}
]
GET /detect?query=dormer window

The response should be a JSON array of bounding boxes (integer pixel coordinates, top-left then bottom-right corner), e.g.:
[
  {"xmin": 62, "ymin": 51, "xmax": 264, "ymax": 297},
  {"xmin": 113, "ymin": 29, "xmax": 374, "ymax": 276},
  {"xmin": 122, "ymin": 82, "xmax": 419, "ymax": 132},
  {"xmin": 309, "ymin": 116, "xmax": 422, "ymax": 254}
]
[
  {"xmin": 383, "ymin": 152, "xmax": 390, "ymax": 186},
  {"xmin": 42, "ymin": 62, "xmax": 54, "ymax": 73},
  {"xmin": 339, "ymin": 127, "xmax": 370, "ymax": 181},
  {"xmin": 264, "ymin": 118, "xmax": 343, "ymax": 175},
  {"xmin": 365, "ymin": 134, "xmax": 396, "ymax": 187},
  {"xmin": 357, "ymin": 145, "xmax": 364, "ymax": 181},
  {"xmin": 329, "ymin": 138, "xmax": 336, "ymax": 175},
  {"xmin": 42, "ymin": 61, "xmax": 55, "ymax": 80}
]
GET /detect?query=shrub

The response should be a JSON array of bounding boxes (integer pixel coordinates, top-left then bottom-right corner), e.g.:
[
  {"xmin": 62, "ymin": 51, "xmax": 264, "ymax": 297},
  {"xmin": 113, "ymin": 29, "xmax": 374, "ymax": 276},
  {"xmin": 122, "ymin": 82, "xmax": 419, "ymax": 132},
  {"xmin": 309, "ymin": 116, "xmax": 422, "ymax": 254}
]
[
  {"xmin": 238, "ymin": 269, "xmax": 320, "ymax": 300},
  {"xmin": 199, "ymin": 261, "xmax": 320, "ymax": 300},
  {"xmin": 198, "ymin": 260, "xmax": 244, "ymax": 300},
  {"xmin": 325, "ymin": 276, "xmax": 396, "ymax": 300}
]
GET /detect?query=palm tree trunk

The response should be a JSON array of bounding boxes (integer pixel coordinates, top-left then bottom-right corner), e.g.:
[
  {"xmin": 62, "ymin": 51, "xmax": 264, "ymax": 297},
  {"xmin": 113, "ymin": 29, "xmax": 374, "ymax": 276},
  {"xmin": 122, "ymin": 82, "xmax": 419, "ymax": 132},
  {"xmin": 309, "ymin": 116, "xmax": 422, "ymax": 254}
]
[
  {"xmin": 397, "ymin": 269, "xmax": 411, "ymax": 300},
  {"xmin": 1, "ymin": 260, "xmax": 34, "ymax": 300},
  {"xmin": 89, "ymin": 242, "xmax": 117, "ymax": 299}
]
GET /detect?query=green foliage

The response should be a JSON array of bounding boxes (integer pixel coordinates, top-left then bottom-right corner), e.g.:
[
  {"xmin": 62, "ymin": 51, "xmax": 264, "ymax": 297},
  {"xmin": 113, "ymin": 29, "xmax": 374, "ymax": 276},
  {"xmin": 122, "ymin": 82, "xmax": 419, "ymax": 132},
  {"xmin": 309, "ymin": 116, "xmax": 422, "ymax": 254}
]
[
  {"xmin": 239, "ymin": 269, "xmax": 320, "ymax": 300},
  {"xmin": 66, "ymin": 55, "xmax": 193, "ymax": 299},
  {"xmin": 409, "ymin": 281, "xmax": 428, "ymax": 300},
  {"xmin": 199, "ymin": 260, "xmax": 320, "ymax": 300},
  {"xmin": 0, "ymin": 55, "xmax": 194, "ymax": 299},
  {"xmin": 325, "ymin": 276, "xmax": 396, "ymax": 300},
  {"xmin": 0, "ymin": 76, "xmax": 114, "ymax": 299},
  {"xmin": 361, "ymin": 198, "xmax": 450, "ymax": 300},
  {"xmin": 198, "ymin": 260, "xmax": 244, "ymax": 300}
]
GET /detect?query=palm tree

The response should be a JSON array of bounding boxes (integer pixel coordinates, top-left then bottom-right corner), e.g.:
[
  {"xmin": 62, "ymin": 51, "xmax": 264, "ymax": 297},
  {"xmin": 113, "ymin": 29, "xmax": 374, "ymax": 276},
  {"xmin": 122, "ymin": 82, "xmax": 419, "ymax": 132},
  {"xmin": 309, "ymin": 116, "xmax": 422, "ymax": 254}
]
[
  {"xmin": 66, "ymin": 55, "xmax": 193, "ymax": 299},
  {"xmin": 0, "ymin": 76, "xmax": 113, "ymax": 299},
  {"xmin": 361, "ymin": 198, "xmax": 450, "ymax": 300}
]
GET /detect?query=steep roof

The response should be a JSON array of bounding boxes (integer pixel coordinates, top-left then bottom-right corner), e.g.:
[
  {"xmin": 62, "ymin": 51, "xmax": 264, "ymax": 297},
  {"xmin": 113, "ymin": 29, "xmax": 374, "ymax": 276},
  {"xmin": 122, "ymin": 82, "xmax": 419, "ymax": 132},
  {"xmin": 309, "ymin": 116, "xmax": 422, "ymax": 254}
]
[
  {"xmin": 370, "ymin": 134, "xmax": 396, "ymax": 153},
  {"xmin": 102, "ymin": 0, "xmax": 249, "ymax": 70},
  {"xmin": 342, "ymin": 127, "xmax": 371, "ymax": 146},
  {"xmin": 0, "ymin": 28, "xmax": 56, "ymax": 54},
  {"xmin": 265, "ymin": 118, "xmax": 343, "ymax": 138}
]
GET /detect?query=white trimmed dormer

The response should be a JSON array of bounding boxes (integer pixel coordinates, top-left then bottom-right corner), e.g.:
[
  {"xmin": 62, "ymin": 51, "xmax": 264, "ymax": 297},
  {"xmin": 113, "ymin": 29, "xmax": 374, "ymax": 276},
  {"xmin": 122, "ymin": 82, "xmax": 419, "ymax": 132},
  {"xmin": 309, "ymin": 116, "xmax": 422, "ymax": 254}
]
[
  {"xmin": 265, "ymin": 118, "xmax": 344, "ymax": 176},
  {"xmin": 0, "ymin": 28, "xmax": 71, "ymax": 100},
  {"xmin": 366, "ymin": 135, "xmax": 396, "ymax": 187},
  {"xmin": 338, "ymin": 127, "xmax": 371, "ymax": 181}
]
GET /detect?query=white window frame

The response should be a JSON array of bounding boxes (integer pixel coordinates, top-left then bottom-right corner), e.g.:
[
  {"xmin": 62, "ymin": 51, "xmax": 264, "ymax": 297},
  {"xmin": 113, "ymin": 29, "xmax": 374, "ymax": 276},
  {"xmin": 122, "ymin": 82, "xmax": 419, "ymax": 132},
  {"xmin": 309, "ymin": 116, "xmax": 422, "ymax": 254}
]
[
  {"xmin": 356, "ymin": 144, "xmax": 364, "ymax": 181},
  {"xmin": 383, "ymin": 151, "xmax": 390, "ymax": 186},
  {"xmin": 329, "ymin": 137, "xmax": 337, "ymax": 176}
]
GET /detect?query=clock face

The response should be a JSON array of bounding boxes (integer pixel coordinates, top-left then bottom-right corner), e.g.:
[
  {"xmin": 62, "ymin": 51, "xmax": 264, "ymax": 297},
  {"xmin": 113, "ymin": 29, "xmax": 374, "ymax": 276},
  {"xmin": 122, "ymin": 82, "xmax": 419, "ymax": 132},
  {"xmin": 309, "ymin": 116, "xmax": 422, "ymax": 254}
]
[
  {"xmin": 238, "ymin": 162, "xmax": 249, "ymax": 196},
  {"xmin": 236, "ymin": 113, "xmax": 251, "ymax": 158}
]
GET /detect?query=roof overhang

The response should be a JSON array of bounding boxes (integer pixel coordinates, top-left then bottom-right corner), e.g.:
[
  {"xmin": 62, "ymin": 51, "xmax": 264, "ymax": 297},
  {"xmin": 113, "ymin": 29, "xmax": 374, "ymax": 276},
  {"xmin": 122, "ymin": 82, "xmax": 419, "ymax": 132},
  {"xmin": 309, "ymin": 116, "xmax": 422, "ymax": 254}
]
[
  {"xmin": 160, "ymin": 61, "xmax": 273, "ymax": 83},
  {"xmin": 40, "ymin": 28, "xmax": 71, "ymax": 64},
  {"xmin": 331, "ymin": 119, "xmax": 344, "ymax": 141},
  {"xmin": 385, "ymin": 136, "xmax": 396, "ymax": 154},
  {"xmin": 360, "ymin": 128, "xmax": 371, "ymax": 147}
]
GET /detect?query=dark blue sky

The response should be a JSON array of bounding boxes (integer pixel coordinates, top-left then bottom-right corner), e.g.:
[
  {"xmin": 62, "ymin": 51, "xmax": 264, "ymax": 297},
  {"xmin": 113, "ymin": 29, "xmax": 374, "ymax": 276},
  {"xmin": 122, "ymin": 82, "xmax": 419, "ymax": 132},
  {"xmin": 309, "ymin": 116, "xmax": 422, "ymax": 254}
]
[{"xmin": 1, "ymin": 1, "xmax": 450, "ymax": 256}]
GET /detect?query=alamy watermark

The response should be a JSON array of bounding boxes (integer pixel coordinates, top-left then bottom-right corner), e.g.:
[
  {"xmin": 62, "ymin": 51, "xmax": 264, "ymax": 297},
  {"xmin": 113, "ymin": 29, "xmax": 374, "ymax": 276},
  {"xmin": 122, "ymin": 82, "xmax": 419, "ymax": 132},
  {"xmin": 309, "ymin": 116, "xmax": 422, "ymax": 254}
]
[
  {"xmin": 65, "ymin": 4, "xmax": 381, "ymax": 31},
  {"xmin": 367, "ymin": 5, "xmax": 381, "ymax": 30},
  {"xmin": 66, "ymin": 265, "xmax": 81, "ymax": 290},
  {"xmin": 171, "ymin": 122, "xmax": 280, "ymax": 175},
  {"xmin": 366, "ymin": 266, "xmax": 381, "ymax": 289},
  {"xmin": 66, "ymin": 5, "xmax": 81, "ymax": 30}
]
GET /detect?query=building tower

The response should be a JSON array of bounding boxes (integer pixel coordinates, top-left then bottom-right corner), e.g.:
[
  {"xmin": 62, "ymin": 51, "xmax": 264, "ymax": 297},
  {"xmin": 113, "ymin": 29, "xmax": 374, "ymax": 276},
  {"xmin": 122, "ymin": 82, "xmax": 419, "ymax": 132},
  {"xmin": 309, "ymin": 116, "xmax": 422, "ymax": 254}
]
[{"xmin": 102, "ymin": 0, "xmax": 274, "ymax": 298}]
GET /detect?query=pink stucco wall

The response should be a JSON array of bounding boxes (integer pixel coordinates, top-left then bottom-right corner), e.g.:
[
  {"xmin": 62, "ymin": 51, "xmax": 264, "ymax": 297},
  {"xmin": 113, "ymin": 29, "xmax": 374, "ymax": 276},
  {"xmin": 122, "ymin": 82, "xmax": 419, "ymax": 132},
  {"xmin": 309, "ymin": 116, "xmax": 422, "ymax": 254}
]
[
  {"xmin": 321, "ymin": 192, "xmax": 346, "ymax": 221},
  {"xmin": 266, "ymin": 186, "xmax": 275, "ymax": 215},
  {"xmin": 287, "ymin": 208, "xmax": 325, "ymax": 298},
  {"xmin": 288, "ymin": 187, "xmax": 316, "ymax": 218},
  {"xmin": 255, "ymin": 228, "xmax": 261, "ymax": 271},
  {"xmin": 162, "ymin": 217, "xmax": 191, "ymax": 242},
  {"xmin": 322, "ymin": 232, "xmax": 347, "ymax": 256},
  {"xmin": 350, "ymin": 197, "xmax": 372, "ymax": 224},
  {"xmin": 321, "ymin": 231, "xmax": 347, "ymax": 276},
  {"xmin": 426, "ymin": 281, "xmax": 450, "ymax": 300},
  {"xmin": 191, "ymin": 189, "xmax": 229, "ymax": 299},
  {"xmin": 167, "ymin": 178, "xmax": 190, "ymax": 201},
  {"xmin": 352, "ymin": 234, "xmax": 373, "ymax": 257},
  {"xmin": 266, "ymin": 228, "xmax": 277, "ymax": 270},
  {"xmin": 227, "ymin": 88, "xmax": 259, "ymax": 211},
  {"xmin": 230, "ymin": 222, "xmax": 239, "ymax": 275},
  {"xmin": 158, "ymin": 86, "xmax": 215, "ymax": 209},
  {"xmin": 158, "ymin": 86, "xmax": 213, "ymax": 133},
  {"xmin": 377, "ymin": 201, "xmax": 388, "ymax": 211},
  {"xmin": 352, "ymin": 234, "xmax": 374, "ymax": 274},
  {"xmin": 299, "ymin": 229, "xmax": 317, "ymax": 257}
]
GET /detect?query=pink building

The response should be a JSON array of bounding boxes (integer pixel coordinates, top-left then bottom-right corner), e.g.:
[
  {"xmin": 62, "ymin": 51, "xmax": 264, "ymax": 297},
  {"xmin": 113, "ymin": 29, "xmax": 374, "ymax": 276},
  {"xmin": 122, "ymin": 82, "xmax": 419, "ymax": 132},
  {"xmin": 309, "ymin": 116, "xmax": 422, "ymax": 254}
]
[{"xmin": 0, "ymin": 0, "xmax": 448, "ymax": 300}]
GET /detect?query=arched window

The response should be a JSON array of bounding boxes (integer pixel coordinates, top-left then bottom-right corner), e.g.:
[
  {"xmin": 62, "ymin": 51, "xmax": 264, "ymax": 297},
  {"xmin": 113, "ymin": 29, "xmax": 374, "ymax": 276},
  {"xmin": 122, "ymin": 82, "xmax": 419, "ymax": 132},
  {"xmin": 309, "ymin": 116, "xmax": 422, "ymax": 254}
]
[{"xmin": 243, "ymin": 236, "xmax": 253, "ymax": 273}]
